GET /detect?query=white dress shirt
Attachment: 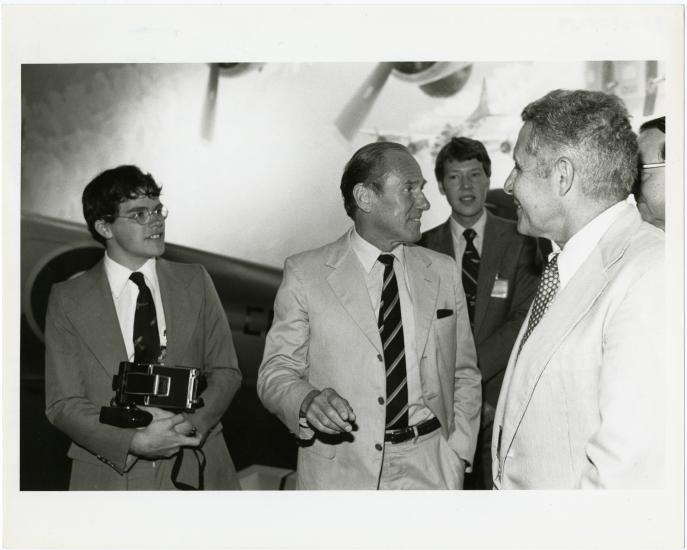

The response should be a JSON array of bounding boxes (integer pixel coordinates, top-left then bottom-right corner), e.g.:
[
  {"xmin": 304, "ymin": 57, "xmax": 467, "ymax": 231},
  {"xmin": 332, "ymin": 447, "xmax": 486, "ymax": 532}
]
[
  {"xmin": 103, "ymin": 253, "xmax": 167, "ymax": 362},
  {"xmin": 449, "ymin": 210, "xmax": 487, "ymax": 259},
  {"xmin": 555, "ymin": 201, "xmax": 628, "ymax": 291},
  {"xmin": 350, "ymin": 229, "xmax": 433, "ymax": 426}
]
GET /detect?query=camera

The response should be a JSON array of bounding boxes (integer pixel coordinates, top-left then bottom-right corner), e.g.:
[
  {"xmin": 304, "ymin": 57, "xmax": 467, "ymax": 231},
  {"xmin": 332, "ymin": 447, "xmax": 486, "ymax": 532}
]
[{"xmin": 99, "ymin": 361, "xmax": 206, "ymax": 428}]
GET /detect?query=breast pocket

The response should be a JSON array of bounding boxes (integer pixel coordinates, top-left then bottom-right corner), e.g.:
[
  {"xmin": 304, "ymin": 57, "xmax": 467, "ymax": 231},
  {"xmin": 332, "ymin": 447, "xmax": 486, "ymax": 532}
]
[
  {"xmin": 433, "ymin": 316, "xmax": 457, "ymax": 367},
  {"xmin": 434, "ymin": 314, "xmax": 456, "ymax": 338}
]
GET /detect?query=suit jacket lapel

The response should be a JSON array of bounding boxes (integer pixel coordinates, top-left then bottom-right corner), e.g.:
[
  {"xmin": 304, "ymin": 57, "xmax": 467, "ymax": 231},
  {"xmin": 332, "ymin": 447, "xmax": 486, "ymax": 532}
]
[
  {"xmin": 405, "ymin": 246, "xmax": 439, "ymax": 359},
  {"xmin": 499, "ymin": 205, "xmax": 640, "ymax": 456},
  {"xmin": 473, "ymin": 212, "xmax": 505, "ymax": 337},
  {"xmin": 500, "ymin": 249, "xmax": 608, "ymax": 456},
  {"xmin": 326, "ymin": 232, "xmax": 383, "ymax": 355},
  {"xmin": 67, "ymin": 261, "xmax": 127, "ymax": 377},
  {"xmin": 157, "ymin": 259, "xmax": 198, "ymax": 365}
]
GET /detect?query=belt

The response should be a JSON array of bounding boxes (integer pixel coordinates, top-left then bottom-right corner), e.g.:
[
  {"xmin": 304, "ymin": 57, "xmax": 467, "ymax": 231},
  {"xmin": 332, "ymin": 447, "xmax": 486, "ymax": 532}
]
[{"xmin": 384, "ymin": 416, "xmax": 441, "ymax": 444}]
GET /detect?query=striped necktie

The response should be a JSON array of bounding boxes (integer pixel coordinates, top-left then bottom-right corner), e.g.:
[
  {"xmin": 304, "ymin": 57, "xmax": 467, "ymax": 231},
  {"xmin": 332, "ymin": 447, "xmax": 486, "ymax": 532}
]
[
  {"xmin": 462, "ymin": 228, "xmax": 480, "ymax": 326},
  {"xmin": 377, "ymin": 254, "xmax": 409, "ymax": 430},
  {"xmin": 130, "ymin": 272, "xmax": 161, "ymax": 363},
  {"xmin": 517, "ymin": 253, "xmax": 559, "ymax": 355}
]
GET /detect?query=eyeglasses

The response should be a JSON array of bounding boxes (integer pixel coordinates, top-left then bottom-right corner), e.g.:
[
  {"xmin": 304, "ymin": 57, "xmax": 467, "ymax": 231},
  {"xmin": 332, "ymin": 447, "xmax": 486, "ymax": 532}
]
[
  {"xmin": 641, "ymin": 162, "xmax": 665, "ymax": 170},
  {"xmin": 115, "ymin": 204, "xmax": 168, "ymax": 225}
]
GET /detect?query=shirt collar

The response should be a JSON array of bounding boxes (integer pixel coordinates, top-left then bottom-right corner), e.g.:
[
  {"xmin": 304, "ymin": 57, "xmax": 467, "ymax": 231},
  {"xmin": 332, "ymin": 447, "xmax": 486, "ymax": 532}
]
[
  {"xmin": 103, "ymin": 253, "xmax": 158, "ymax": 299},
  {"xmin": 556, "ymin": 200, "xmax": 626, "ymax": 288},
  {"xmin": 449, "ymin": 208, "xmax": 487, "ymax": 239},
  {"xmin": 350, "ymin": 227, "xmax": 405, "ymax": 274}
]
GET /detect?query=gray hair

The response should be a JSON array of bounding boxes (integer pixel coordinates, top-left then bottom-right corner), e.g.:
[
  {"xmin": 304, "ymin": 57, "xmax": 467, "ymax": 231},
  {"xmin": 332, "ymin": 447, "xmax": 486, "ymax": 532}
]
[{"xmin": 521, "ymin": 89, "xmax": 638, "ymax": 202}]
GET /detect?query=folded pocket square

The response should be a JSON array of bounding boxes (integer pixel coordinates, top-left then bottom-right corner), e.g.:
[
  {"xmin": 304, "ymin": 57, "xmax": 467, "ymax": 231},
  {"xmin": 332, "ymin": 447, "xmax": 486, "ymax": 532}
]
[{"xmin": 437, "ymin": 309, "xmax": 454, "ymax": 319}]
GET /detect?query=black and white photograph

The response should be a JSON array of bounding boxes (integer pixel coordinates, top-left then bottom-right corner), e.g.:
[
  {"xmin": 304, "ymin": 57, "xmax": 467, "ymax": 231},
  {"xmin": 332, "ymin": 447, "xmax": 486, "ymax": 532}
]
[{"xmin": 3, "ymin": 4, "xmax": 684, "ymax": 549}]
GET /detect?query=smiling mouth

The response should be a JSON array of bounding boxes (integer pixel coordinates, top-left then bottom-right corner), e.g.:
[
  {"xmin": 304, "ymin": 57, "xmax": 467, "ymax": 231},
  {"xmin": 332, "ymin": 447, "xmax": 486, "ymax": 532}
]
[{"xmin": 147, "ymin": 232, "xmax": 164, "ymax": 240}]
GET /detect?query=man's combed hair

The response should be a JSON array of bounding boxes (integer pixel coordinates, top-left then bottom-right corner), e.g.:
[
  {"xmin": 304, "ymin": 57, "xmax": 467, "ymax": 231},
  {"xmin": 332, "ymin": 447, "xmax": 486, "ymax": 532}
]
[
  {"xmin": 82, "ymin": 165, "xmax": 162, "ymax": 245},
  {"xmin": 521, "ymin": 89, "xmax": 638, "ymax": 201},
  {"xmin": 640, "ymin": 116, "xmax": 666, "ymax": 160},
  {"xmin": 434, "ymin": 136, "xmax": 492, "ymax": 182},
  {"xmin": 340, "ymin": 141, "xmax": 408, "ymax": 219}
]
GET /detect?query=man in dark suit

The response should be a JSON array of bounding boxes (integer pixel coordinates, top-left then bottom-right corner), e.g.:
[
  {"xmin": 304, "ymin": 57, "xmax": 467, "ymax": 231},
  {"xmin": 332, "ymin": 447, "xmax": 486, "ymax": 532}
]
[
  {"xmin": 45, "ymin": 165, "xmax": 242, "ymax": 490},
  {"xmin": 419, "ymin": 137, "xmax": 541, "ymax": 489}
]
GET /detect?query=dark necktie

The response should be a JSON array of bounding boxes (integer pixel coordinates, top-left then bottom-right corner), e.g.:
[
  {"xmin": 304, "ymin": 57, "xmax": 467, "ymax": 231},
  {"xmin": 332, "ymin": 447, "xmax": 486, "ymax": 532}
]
[
  {"xmin": 517, "ymin": 253, "xmax": 560, "ymax": 355},
  {"xmin": 462, "ymin": 228, "xmax": 480, "ymax": 326},
  {"xmin": 377, "ymin": 254, "xmax": 409, "ymax": 430},
  {"xmin": 129, "ymin": 272, "xmax": 161, "ymax": 363}
]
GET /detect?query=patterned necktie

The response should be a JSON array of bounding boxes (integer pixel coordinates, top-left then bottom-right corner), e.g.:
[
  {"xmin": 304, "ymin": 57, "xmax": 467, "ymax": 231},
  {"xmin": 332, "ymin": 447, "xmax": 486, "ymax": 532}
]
[
  {"xmin": 517, "ymin": 253, "xmax": 560, "ymax": 355},
  {"xmin": 130, "ymin": 272, "xmax": 161, "ymax": 363},
  {"xmin": 377, "ymin": 254, "xmax": 409, "ymax": 430},
  {"xmin": 462, "ymin": 228, "xmax": 480, "ymax": 326}
]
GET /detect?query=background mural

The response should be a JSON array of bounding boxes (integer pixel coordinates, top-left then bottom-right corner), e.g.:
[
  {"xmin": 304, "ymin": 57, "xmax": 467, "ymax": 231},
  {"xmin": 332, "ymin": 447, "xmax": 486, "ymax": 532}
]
[{"xmin": 21, "ymin": 61, "xmax": 665, "ymax": 268}]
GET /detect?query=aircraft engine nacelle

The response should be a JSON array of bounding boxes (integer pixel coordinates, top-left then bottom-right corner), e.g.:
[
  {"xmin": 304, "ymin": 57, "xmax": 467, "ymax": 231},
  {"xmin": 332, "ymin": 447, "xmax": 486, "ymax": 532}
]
[
  {"xmin": 392, "ymin": 62, "xmax": 473, "ymax": 98},
  {"xmin": 21, "ymin": 213, "xmax": 282, "ymax": 386}
]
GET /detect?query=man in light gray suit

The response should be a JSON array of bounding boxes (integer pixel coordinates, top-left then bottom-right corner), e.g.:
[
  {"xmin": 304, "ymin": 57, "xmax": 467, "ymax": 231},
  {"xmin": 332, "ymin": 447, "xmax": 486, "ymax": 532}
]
[
  {"xmin": 493, "ymin": 90, "xmax": 665, "ymax": 489},
  {"xmin": 258, "ymin": 142, "xmax": 481, "ymax": 489}
]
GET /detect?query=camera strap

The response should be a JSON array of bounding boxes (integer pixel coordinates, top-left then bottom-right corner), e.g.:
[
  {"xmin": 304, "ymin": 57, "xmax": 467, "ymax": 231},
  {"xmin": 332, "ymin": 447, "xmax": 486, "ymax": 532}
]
[{"xmin": 171, "ymin": 448, "xmax": 206, "ymax": 490}]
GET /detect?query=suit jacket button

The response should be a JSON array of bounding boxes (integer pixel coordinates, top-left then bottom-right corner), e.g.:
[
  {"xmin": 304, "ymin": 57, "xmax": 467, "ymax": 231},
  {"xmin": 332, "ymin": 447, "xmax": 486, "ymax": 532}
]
[
  {"xmin": 375, "ymin": 443, "xmax": 383, "ymax": 451},
  {"xmin": 377, "ymin": 354, "xmax": 383, "ymax": 362},
  {"xmin": 377, "ymin": 397, "xmax": 384, "ymax": 405}
]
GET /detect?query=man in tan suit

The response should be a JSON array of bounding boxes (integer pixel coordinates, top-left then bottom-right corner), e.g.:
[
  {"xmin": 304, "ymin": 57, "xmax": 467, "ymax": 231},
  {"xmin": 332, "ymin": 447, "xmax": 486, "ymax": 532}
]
[
  {"xmin": 258, "ymin": 142, "xmax": 481, "ymax": 489},
  {"xmin": 493, "ymin": 90, "xmax": 665, "ymax": 489}
]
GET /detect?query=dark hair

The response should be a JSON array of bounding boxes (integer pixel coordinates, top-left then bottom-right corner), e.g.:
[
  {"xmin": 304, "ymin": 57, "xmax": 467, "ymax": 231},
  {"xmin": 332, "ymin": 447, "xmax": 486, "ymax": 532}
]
[
  {"xmin": 640, "ymin": 116, "xmax": 666, "ymax": 160},
  {"xmin": 639, "ymin": 116, "xmax": 665, "ymax": 134},
  {"xmin": 82, "ymin": 165, "xmax": 162, "ymax": 245},
  {"xmin": 340, "ymin": 141, "xmax": 408, "ymax": 219},
  {"xmin": 434, "ymin": 136, "xmax": 492, "ymax": 181},
  {"xmin": 521, "ymin": 89, "xmax": 638, "ymax": 202}
]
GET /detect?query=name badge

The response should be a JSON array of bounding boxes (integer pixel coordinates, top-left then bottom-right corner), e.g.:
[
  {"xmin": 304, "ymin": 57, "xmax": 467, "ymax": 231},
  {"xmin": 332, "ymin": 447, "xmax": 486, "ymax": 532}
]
[{"xmin": 491, "ymin": 275, "xmax": 509, "ymax": 299}]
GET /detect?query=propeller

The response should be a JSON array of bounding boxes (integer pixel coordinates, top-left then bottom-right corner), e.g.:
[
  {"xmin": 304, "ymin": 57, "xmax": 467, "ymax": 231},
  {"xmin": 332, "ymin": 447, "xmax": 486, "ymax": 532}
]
[
  {"xmin": 334, "ymin": 62, "xmax": 395, "ymax": 141},
  {"xmin": 335, "ymin": 62, "xmax": 473, "ymax": 141},
  {"xmin": 201, "ymin": 63, "xmax": 262, "ymax": 141},
  {"xmin": 201, "ymin": 64, "xmax": 220, "ymax": 140},
  {"xmin": 643, "ymin": 60, "xmax": 663, "ymax": 117}
]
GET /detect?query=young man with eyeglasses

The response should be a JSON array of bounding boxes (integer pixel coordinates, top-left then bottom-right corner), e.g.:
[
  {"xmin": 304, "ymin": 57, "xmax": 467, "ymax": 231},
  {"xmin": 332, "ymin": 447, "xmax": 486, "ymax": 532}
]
[
  {"xmin": 45, "ymin": 165, "xmax": 242, "ymax": 490},
  {"xmin": 636, "ymin": 116, "xmax": 665, "ymax": 230}
]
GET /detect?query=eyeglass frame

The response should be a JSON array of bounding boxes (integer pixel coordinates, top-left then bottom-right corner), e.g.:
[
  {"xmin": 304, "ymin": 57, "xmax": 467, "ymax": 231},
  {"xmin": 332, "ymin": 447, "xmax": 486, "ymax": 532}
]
[
  {"xmin": 641, "ymin": 162, "xmax": 665, "ymax": 170},
  {"xmin": 112, "ymin": 204, "xmax": 169, "ymax": 225}
]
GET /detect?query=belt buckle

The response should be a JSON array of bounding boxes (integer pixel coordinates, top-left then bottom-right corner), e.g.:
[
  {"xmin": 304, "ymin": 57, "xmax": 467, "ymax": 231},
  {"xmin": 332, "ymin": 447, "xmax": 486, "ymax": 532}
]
[
  {"xmin": 390, "ymin": 428, "xmax": 404, "ymax": 444},
  {"xmin": 412, "ymin": 424, "xmax": 420, "ymax": 444},
  {"xmin": 386, "ymin": 427, "xmax": 407, "ymax": 444}
]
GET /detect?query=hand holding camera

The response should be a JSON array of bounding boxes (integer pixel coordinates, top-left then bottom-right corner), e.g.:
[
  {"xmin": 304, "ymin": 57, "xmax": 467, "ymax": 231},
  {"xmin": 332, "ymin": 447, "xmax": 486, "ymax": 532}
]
[{"xmin": 129, "ymin": 407, "xmax": 202, "ymax": 459}]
